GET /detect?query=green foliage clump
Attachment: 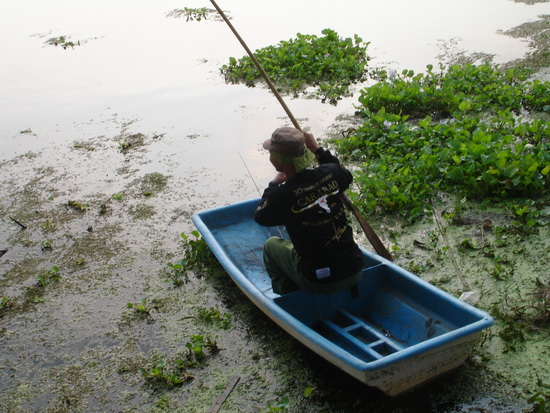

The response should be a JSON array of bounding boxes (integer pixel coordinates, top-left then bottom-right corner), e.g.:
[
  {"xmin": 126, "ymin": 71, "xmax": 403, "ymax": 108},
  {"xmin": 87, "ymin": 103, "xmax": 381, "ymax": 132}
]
[
  {"xmin": 0, "ymin": 296, "xmax": 14, "ymax": 316},
  {"xmin": 197, "ymin": 306, "xmax": 232, "ymax": 329},
  {"xmin": 185, "ymin": 334, "xmax": 218, "ymax": 361},
  {"xmin": 44, "ymin": 36, "xmax": 81, "ymax": 49},
  {"xmin": 167, "ymin": 231, "xmax": 224, "ymax": 281},
  {"xmin": 37, "ymin": 266, "xmax": 60, "ymax": 286},
  {"xmin": 167, "ymin": 7, "xmax": 208, "ymax": 21},
  {"xmin": 220, "ymin": 28, "xmax": 370, "ymax": 104},
  {"xmin": 363, "ymin": 63, "xmax": 547, "ymax": 118},
  {"xmin": 127, "ymin": 297, "xmax": 160, "ymax": 316},
  {"xmin": 489, "ymin": 281, "xmax": 549, "ymax": 352},
  {"xmin": 167, "ymin": 7, "xmax": 221, "ymax": 22},
  {"xmin": 334, "ymin": 63, "xmax": 550, "ymax": 220},
  {"xmin": 139, "ymin": 358, "xmax": 192, "ymax": 387}
]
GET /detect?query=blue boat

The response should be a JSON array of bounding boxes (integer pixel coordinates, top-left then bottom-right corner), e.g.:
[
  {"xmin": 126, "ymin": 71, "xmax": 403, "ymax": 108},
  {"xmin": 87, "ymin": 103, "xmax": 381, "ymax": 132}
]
[{"xmin": 192, "ymin": 198, "xmax": 494, "ymax": 395}]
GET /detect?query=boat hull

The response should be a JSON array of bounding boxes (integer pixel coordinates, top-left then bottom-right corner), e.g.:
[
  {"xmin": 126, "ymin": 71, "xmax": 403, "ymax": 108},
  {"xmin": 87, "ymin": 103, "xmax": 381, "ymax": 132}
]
[{"xmin": 192, "ymin": 199, "xmax": 493, "ymax": 395}]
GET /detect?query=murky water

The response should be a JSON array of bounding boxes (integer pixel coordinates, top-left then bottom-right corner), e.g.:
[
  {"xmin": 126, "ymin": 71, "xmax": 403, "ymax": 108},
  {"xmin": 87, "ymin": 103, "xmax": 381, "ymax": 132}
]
[
  {"xmin": 2, "ymin": 0, "xmax": 549, "ymax": 180},
  {"xmin": 1, "ymin": 0, "xmax": 549, "ymax": 412}
]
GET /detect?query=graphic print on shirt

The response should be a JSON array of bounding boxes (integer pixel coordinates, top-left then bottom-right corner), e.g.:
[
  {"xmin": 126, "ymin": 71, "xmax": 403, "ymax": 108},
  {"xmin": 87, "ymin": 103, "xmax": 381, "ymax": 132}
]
[
  {"xmin": 325, "ymin": 221, "xmax": 348, "ymax": 246},
  {"xmin": 290, "ymin": 173, "xmax": 340, "ymax": 214},
  {"xmin": 291, "ymin": 189, "xmax": 340, "ymax": 214}
]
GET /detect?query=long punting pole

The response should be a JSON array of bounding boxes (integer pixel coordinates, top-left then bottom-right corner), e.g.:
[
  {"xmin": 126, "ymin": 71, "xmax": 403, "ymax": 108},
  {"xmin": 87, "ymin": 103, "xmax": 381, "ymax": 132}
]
[{"xmin": 210, "ymin": 0, "xmax": 393, "ymax": 261}]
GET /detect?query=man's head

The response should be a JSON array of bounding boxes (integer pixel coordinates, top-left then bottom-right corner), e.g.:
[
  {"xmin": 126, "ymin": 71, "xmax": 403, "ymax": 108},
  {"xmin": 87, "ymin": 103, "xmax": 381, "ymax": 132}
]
[{"xmin": 263, "ymin": 127, "xmax": 305, "ymax": 158}]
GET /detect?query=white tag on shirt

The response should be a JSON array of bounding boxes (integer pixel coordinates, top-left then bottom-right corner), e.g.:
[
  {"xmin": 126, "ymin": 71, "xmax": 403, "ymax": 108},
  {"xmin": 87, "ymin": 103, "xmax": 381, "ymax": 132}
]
[{"xmin": 316, "ymin": 267, "xmax": 331, "ymax": 280}]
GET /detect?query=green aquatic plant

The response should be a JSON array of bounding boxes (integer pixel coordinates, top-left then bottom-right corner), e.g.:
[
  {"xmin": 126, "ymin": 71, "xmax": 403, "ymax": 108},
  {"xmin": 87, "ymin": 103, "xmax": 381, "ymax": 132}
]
[
  {"xmin": 490, "ymin": 281, "xmax": 549, "ymax": 352},
  {"xmin": 491, "ymin": 263, "xmax": 514, "ymax": 281},
  {"xmin": 139, "ymin": 360, "xmax": 190, "ymax": 387},
  {"xmin": 0, "ymin": 296, "xmax": 14, "ymax": 316},
  {"xmin": 363, "ymin": 63, "xmax": 547, "ymax": 118},
  {"xmin": 167, "ymin": 7, "xmax": 219, "ymax": 21},
  {"xmin": 528, "ymin": 390, "xmax": 547, "ymax": 413},
  {"xmin": 41, "ymin": 219, "xmax": 57, "ymax": 231},
  {"xmin": 40, "ymin": 239, "xmax": 53, "ymax": 251},
  {"xmin": 333, "ymin": 63, "xmax": 550, "ymax": 221},
  {"xmin": 265, "ymin": 397, "xmax": 290, "ymax": 412},
  {"xmin": 67, "ymin": 200, "xmax": 87, "ymax": 211},
  {"xmin": 140, "ymin": 172, "xmax": 169, "ymax": 197},
  {"xmin": 127, "ymin": 298, "xmax": 160, "ymax": 316},
  {"xmin": 118, "ymin": 139, "xmax": 131, "ymax": 151},
  {"xmin": 165, "ymin": 260, "xmax": 189, "ymax": 287},
  {"xmin": 44, "ymin": 36, "xmax": 81, "ymax": 49},
  {"xmin": 221, "ymin": 28, "xmax": 370, "ymax": 104},
  {"xmin": 185, "ymin": 334, "xmax": 218, "ymax": 361},
  {"xmin": 197, "ymin": 306, "xmax": 232, "ymax": 329},
  {"xmin": 174, "ymin": 231, "xmax": 224, "ymax": 278},
  {"xmin": 37, "ymin": 266, "xmax": 60, "ymax": 286},
  {"xmin": 155, "ymin": 395, "xmax": 172, "ymax": 409}
]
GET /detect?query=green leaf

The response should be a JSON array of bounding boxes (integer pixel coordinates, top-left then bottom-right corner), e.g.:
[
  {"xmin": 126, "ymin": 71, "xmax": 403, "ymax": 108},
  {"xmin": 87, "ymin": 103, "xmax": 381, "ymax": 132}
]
[
  {"xmin": 501, "ymin": 166, "xmax": 519, "ymax": 179},
  {"xmin": 458, "ymin": 100, "xmax": 472, "ymax": 111},
  {"xmin": 303, "ymin": 387, "xmax": 315, "ymax": 397}
]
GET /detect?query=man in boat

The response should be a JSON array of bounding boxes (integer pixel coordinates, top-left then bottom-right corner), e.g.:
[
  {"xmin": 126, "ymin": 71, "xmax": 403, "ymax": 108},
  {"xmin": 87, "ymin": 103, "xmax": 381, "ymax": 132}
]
[{"xmin": 255, "ymin": 127, "xmax": 364, "ymax": 295}]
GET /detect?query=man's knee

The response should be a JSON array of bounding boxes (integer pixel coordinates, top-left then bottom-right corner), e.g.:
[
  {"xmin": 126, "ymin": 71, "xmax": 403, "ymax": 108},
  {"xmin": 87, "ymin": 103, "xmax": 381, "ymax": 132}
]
[{"xmin": 263, "ymin": 236, "xmax": 283, "ymax": 257}]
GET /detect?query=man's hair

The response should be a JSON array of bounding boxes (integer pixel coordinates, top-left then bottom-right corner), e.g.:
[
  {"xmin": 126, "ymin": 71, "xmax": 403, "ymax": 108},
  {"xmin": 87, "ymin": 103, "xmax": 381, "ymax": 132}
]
[{"xmin": 270, "ymin": 150, "xmax": 315, "ymax": 173}]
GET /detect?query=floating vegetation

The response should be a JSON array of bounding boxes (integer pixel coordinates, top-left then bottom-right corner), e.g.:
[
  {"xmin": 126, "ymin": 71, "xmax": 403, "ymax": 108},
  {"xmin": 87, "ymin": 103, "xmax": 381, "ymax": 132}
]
[
  {"xmin": 139, "ymin": 358, "xmax": 193, "ymax": 387},
  {"xmin": 197, "ymin": 306, "xmax": 232, "ymax": 329},
  {"xmin": 128, "ymin": 203, "xmax": 156, "ymax": 219},
  {"xmin": 490, "ymin": 280, "xmax": 549, "ymax": 352},
  {"xmin": 40, "ymin": 239, "xmax": 53, "ymax": 251},
  {"xmin": 165, "ymin": 260, "xmax": 189, "ymax": 287},
  {"xmin": 138, "ymin": 334, "xmax": 219, "ymax": 389},
  {"xmin": 332, "ymin": 63, "xmax": 550, "ymax": 221},
  {"xmin": 166, "ymin": 7, "xmax": 223, "ymax": 22},
  {"xmin": 44, "ymin": 36, "xmax": 81, "ymax": 49},
  {"xmin": 140, "ymin": 172, "xmax": 169, "ymax": 197},
  {"xmin": 164, "ymin": 231, "xmax": 222, "ymax": 287},
  {"xmin": 265, "ymin": 396, "xmax": 290, "ymax": 412},
  {"xmin": 177, "ymin": 231, "xmax": 224, "ymax": 278},
  {"xmin": 118, "ymin": 133, "xmax": 146, "ymax": 153},
  {"xmin": 504, "ymin": 14, "xmax": 550, "ymax": 71},
  {"xmin": 127, "ymin": 297, "xmax": 160, "ymax": 316},
  {"xmin": 37, "ymin": 265, "xmax": 60, "ymax": 287},
  {"xmin": 185, "ymin": 334, "xmax": 218, "ymax": 361},
  {"xmin": 220, "ymin": 28, "xmax": 370, "ymax": 104},
  {"xmin": 0, "ymin": 296, "xmax": 14, "ymax": 316},
  {"xmin": 67, "ymin": 200, "xmax": 87, "ymax": 211}
]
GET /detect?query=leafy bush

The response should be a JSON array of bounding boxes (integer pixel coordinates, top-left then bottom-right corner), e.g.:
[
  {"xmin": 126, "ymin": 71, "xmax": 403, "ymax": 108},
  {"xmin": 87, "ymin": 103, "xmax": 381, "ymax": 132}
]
[{"xmin": 220, "ymin": 28, "xmax": 370, "ymax": 104}]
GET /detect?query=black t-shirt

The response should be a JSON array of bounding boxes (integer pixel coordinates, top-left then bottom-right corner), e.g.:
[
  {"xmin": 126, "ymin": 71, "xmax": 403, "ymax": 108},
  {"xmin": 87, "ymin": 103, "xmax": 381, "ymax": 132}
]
[{"xmin": 254, "ymin": 148, "xmax": 364, "ymax": 283}]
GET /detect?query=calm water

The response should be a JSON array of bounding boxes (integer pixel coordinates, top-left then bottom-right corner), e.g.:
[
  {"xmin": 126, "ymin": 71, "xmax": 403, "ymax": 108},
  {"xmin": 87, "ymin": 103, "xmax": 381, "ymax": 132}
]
[{"xmin": 1, "ymin": 0, "xmax": 549, "ymax": 186}]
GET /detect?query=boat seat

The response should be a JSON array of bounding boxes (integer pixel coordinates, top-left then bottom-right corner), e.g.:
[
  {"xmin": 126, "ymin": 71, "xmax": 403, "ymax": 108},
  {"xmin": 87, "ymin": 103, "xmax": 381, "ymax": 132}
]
[{"xmin": 321, "ymin": 310, "xmax": 405, "ymax": 361}]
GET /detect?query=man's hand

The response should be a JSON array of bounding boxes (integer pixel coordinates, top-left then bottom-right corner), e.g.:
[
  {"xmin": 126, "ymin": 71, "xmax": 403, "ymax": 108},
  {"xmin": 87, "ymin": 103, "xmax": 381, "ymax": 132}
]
[{"xmin": 304, "ymin": 132, "xmax": 320, "ymax": 153}]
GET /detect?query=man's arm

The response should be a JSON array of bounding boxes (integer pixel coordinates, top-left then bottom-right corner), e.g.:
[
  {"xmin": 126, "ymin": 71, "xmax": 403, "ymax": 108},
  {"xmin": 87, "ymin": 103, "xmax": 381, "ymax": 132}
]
[
  {"xmin": 254, "ymin": 182, "xmax": 285, "ymax": 226},
  {"xmin": 304, "ymin": 132, "xmax": 341, "ymax": 166}
]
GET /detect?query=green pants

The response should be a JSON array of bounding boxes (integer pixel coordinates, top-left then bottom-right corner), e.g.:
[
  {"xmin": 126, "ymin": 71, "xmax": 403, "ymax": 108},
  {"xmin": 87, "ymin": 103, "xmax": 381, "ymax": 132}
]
[{"xmin": 262, "ymin": 236, "xmax": 363, "ymax": 295}]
